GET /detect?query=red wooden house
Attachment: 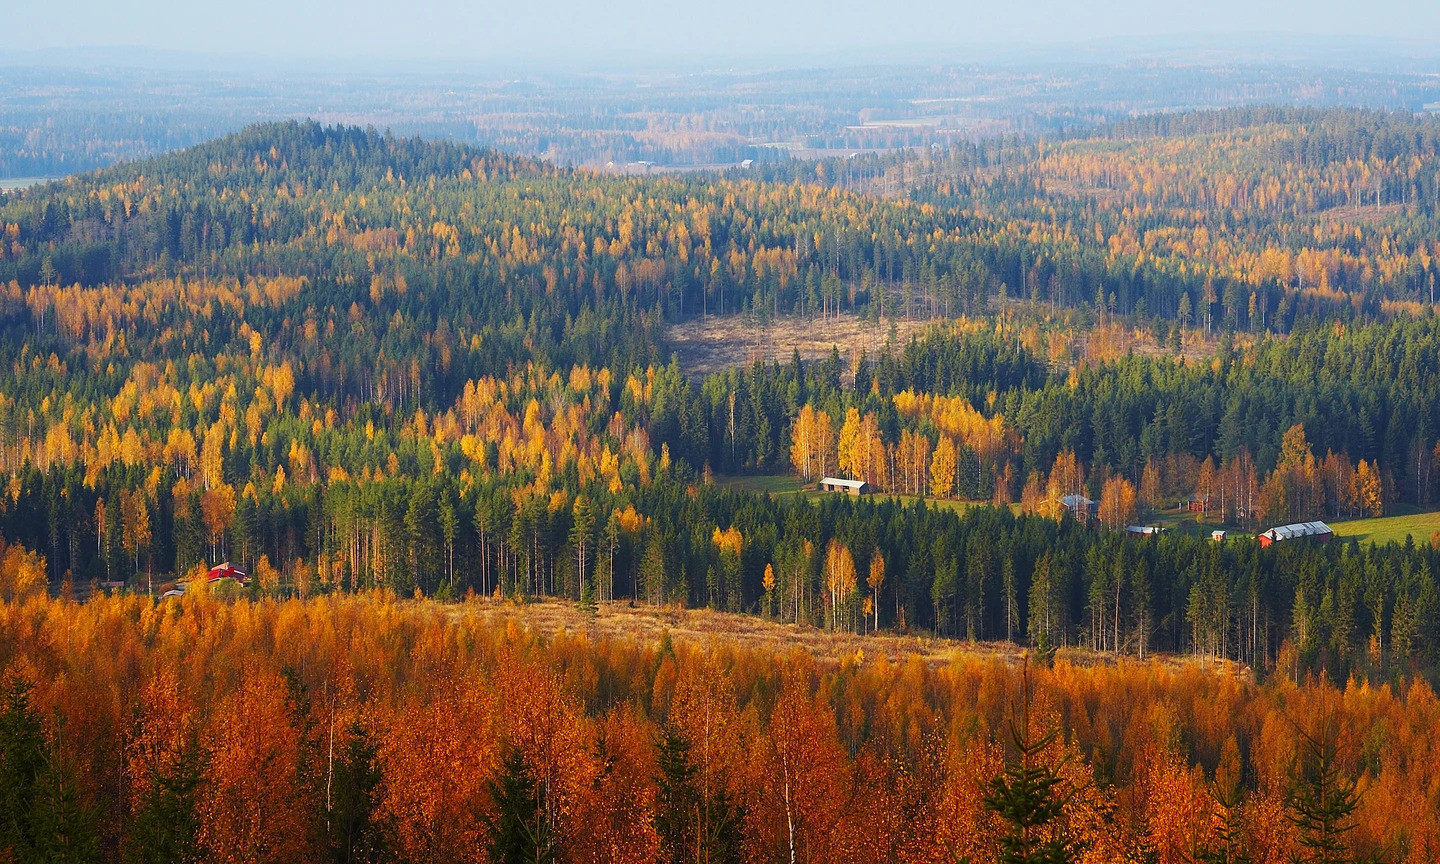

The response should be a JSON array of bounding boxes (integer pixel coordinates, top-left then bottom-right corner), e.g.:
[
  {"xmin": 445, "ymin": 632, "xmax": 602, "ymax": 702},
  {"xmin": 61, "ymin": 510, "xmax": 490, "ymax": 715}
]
[{"xmin": 207, "ymin": 562, "xmax": 249, "ymax": 583}]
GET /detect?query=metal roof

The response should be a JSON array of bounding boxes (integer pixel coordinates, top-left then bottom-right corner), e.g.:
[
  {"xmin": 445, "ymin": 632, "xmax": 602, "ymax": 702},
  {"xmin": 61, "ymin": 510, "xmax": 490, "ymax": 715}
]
[
  {"xmin": 819, "ymin": 477, "xmax": 867, "ymax": 489},
  {"xmin": 1260, "ymin": 521, "xmax": 1333, "ymax": 541}
]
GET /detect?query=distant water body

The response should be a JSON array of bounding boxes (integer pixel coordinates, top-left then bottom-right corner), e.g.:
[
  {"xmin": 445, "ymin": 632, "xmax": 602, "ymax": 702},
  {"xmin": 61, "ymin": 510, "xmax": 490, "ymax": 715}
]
[{"xmin": 0, "ymin": 178, "xmax": 54, "ymax": 192}]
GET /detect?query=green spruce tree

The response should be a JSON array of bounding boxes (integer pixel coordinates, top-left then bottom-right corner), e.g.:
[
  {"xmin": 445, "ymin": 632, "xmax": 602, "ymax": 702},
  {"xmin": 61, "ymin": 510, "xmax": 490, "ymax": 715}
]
[
  {"xmin": 485, "ymin": 748, "xmax": 554, "ymax": 864},
  {"xmin": 981, "ymin": 658, "xmax": 1079, "ymax": 864}
]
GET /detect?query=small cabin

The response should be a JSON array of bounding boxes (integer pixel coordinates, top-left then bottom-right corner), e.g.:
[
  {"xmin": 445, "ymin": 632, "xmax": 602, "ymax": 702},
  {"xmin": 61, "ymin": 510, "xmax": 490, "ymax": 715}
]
[
  {"xmin": 1257, "ymin": 521, "xmax": 1333, "ymax": 548},
  {"xmin": 1211, "ymin": 530, "xmax": 1227, "ymax": 543},
  {"xmin": 1061, "ymin": 493, "xmax": 1098, "ymax": 519},
  {"xmin": 1185, "ymin": 493, "xmax": 1212, "ymax": 513},
  {"xmin": 207, "ymin": 562, "xmax": 249, "ymax": 584},
  {"xmin": 819, "ymin": 477, "xmax": 870, "ymax": 496}
]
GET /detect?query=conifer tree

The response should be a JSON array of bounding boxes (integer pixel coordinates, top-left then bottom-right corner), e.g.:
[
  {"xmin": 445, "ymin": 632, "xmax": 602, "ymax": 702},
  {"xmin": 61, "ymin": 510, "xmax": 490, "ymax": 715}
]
[
  {"xmin": 654, "ymin": 724, "xmax": 744, "ymax": 864},
  {"xmin": 0, "ymin": 673, "xmax": 46, "ymax": 860},
  {"xmin": 1287, "ymin": 709, "xmax": 1372, "ymax": 864},
  {"xmin": 125, "ymin": 736, "xmax": 206, "ymax": 864},
  {"xmin": 485, "ymin": 748, "xmax": 554, "ymax": 864},
  {"xmin": 981, "ymin": 659, "xmax": 1078, "ymax": 864},
  {"xmin": 324, "ymin": 724, "xmax": 387, "ymax": 864}
]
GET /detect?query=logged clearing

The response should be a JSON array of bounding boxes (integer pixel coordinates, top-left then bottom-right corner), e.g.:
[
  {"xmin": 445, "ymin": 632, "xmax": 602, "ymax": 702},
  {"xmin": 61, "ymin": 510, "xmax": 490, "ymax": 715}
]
[
  {"xmin": 714, "ymin": 473, "xmax": 1015, "ymax": 517},
  {"xmin": 666, "ymin": 313, "xmax": 928, "ymax": 378},
  {"xmin": 454, "ymin": 597, "xmax": 1248, "ymax": 676},
  {"xmin": 1331, "ymin": 509, "xmax": 1440, "ymax": 546}
]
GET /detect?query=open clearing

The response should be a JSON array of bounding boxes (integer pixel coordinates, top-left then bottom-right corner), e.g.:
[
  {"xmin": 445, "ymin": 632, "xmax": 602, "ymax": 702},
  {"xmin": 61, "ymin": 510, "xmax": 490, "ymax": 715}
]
[
  {"xmin": 666, "ymin": 313, "xmax": 929, "ymax": 379},
  {"xmin": 714, "ymin": 473, "xmax": 1012, "ymax": 515},
  {"xmin": 450, "ymin": 597, "xmax": 1248, "ymax": 676},
  {"xmin": 1330, "ymin": 508, "xmax": 1440, "ymax": 546}
]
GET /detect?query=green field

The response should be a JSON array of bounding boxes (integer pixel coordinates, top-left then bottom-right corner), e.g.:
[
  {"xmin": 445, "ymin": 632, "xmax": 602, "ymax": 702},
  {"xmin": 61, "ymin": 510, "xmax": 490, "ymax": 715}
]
[
  {"xmin": 713, "ymin": 474, "xmax": 807, "ymax": 495},
  {"xmin": 1330, "ymin": 508, "xmax": 1440, "ymax": 546},
  {"xmin": 713, "ymin": 474, "xmax": 1016, "ymax": 514}
]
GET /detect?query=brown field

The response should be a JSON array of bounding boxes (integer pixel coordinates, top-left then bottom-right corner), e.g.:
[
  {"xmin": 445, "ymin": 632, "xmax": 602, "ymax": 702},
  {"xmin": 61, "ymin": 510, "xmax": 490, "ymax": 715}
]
[
  {"xmin": 455, "ymin": 596, "xmax": 1250, "ymax": 678},
  {"xmin": 665, "ymin": 313, "xmax": 929, "ymax": 378}
]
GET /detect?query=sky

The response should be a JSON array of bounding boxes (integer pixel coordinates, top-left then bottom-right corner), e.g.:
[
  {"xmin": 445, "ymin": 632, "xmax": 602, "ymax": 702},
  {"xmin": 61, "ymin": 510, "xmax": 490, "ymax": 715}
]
[{"xmin": 5, "ymin": 0, "xmax": 1440, "ymax": 71}]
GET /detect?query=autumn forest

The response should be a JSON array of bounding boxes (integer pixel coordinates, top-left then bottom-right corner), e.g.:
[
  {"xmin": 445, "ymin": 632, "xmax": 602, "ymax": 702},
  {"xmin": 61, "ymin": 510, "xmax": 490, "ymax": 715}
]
[{"xmin": 2, "ymin": 106, "xmax": 1440, "ymax": 863}]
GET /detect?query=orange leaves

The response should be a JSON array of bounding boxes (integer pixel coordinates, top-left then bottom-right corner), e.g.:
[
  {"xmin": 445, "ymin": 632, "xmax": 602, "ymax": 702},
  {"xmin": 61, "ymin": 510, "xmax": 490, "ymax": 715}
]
[
  {"xmin": 379, "ymin": 681, "xmax": 497, "ymax": 864},
  {"xmin": 750, "ymin": 673, "xmax": 851, "ymax": 863},
  {"xmin": 565, "ymin": 708, "xmax": 662, "ymax": 864},
  {"xmin": 198, "ymin": 671, "xmax": 310, "ymax": 864},
  {"xmin": 5, "ymin": 592, "xmax": 1440, "ymax": 863},
  {"xmin": 0, "ymin": 538, "xmax": 46, "ymax": 603}
]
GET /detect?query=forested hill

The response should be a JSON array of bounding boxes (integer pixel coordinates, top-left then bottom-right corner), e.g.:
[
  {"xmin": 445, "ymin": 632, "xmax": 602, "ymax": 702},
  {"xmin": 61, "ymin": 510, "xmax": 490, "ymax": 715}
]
[
  {"xmin": 9, "ymin": 112, "xmax": 1440, "ymax": 342},
  {"xmin": 0, "ymin": 121, "xmax": 549, "ymax": 288}
]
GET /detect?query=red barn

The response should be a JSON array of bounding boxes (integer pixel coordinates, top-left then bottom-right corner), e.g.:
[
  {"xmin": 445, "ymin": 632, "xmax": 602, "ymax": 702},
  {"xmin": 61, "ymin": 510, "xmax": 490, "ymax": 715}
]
[
  {"xmin": 207, "ymin": 562, "xmax": 249, "ymax": 583},
  {"xmin": 1257, "ymin": 521, "xmax": 1333, "ymax": 548}
]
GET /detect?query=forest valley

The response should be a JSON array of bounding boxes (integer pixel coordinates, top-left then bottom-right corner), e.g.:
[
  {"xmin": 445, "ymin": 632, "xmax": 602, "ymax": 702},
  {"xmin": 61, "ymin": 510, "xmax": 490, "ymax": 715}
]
[{"xmin": 0, "ymin": 111, "xmax": 1439, "ymax": 861}]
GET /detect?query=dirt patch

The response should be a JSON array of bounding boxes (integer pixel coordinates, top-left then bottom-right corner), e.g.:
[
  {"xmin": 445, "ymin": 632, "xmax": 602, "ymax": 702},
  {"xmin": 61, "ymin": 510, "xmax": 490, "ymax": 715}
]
[
  {"xmin": 450, "ymin": 598, "xmax": 1252, "ymax": 678},
  {"xmin": 665, "ymin": 313, "xmax": 929, "ymax": 379}
]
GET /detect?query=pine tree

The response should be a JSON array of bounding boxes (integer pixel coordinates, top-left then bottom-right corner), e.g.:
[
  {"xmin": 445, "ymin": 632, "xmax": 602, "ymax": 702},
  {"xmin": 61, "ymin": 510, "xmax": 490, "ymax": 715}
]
[
  {"xmin": 982, "ymin": 659, "xmax": 1078, "ymax": 864},
  {"xmin": 654, "ymin": 726, "xmax": 700, "ymax": 864},
  {"xmin": 0, "ymin": 674, "xmax": 46, "ymax": 861},
  {"xmin": 29, "ymin": 741, "xmax": 101, "ymax": 864},
  {"xmin": 485, "ymin": 748, "xmax": 555, "ymax": 864},
  {"xmin": 324, "ymin": 723, "xmax": 387, "ymax": 864},
  {"xmin": 1287, "ymin": 710, "xmax": 1369, "ymax": 864},
  {"xmin": 125, "ymin": 736, "xmax": 206, "ymax": 864},
  {"xmin": 654, "ymin": 725, "xmax": 743, "ymax": 864},
  {"xmin": 0, "ymin": 677, "xmax": 100, "ymax": 864}
]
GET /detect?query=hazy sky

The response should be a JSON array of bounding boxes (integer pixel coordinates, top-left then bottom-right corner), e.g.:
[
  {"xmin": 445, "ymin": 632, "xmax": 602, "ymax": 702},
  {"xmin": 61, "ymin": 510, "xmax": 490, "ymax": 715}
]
[{"xmin": 6, "ymin": 0, "xmax": 1440, "ymax": 70}]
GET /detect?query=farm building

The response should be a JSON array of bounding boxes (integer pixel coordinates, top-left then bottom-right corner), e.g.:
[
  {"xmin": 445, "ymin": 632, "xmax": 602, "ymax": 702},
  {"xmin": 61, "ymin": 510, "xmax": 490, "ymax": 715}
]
[
  {"xmin": 1061, "ymin": 494, "xmax": 1097, "ymax": 520},
  {"xmin": 1257, "ymin": 521, "xmax": 1333, "ymax": 548},
  {"xmin": 1125, "ymin": 525, "xmax": 1164, "ymax": 536},
  {"xmin": 819, "ymin": 477, "xmax": 870, "ymax": 495},
  {"xmin": 207, "ymin": 562, "xmax": 249, "ymax": 583}
]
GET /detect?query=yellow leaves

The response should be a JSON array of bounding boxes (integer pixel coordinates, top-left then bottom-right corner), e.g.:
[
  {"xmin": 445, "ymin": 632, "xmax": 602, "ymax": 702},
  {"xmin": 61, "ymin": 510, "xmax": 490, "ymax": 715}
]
[
  {"xmin": 120, "ymin": 488, "xmax": 151, "ymax": 559},
  {"xmin": 712, "ymin": 525, "xmax": 743, "ymax": 557},
  {"xmin": 1098, "ymin": 475, "xmax": 1138, "ymax": 529},
  {"xmin": 893, "ymin": 389, "xmax": 1011, "ymax": 467},
  {"xmin": 789, "ymin": 403, "xmax": 834, "ymax": 482},
  {"xmin": 1354, "ymin": 459, "xmax": 1384, "ymax": 518},
  {"xmin": 200, "ymin": 421, "xmax": 226, "ymax": 490},
  {"xmin": 614, "ymin": 504, "xmax": 646, "ymax": 535},
  {"xmin": 823, "ymin": 538, "xmax": 858, "ymax": 630},
  {"xmin": 200, "ymin": 483, "xmax": 237, "ymax": 540},
  {"xmin": 930, "ymin": 437, "xmax": 958, "ymax": 499},
  {"xmin": 120, "ymin": 426, "xmax": 145, "ymax": 468},
  {"xmin": 0, "ymin": 538, "xmax": 47, "ymax": 603},
  {"xmin": 263, "ymin": 362, "xmax": 295, "ymax": 409},
  {"xmin": 1279, "ymin": 423, "xmax": 1313, "ymax": 471}
]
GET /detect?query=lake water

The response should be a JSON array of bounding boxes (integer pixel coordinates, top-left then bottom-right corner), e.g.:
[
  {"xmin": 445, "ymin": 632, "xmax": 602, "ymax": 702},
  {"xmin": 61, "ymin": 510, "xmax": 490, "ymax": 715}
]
[{"xmin": 0, "ymin": 178, "xmax": 53, "ymax": 192}]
